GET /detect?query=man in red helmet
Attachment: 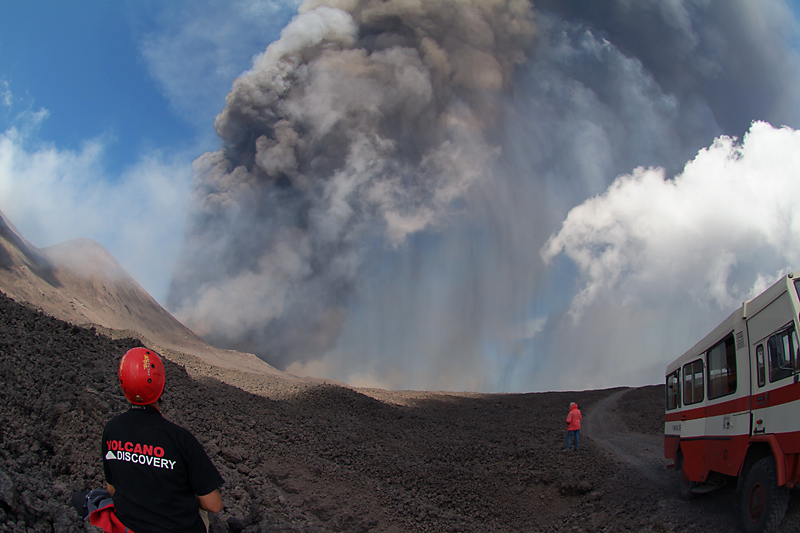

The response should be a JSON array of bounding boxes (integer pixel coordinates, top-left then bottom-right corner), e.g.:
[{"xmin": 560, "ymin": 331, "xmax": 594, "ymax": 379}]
[{"xmin": 101, "ymin": 347, "xmax": 224, "ymax": 532}]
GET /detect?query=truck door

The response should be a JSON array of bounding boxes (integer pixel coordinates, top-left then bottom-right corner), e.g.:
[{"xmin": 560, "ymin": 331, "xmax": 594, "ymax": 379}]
[
  {"xmin": 680, "ymin": 358, "xmax": 706, "ymax": 481},
  {"xmin": 753, "ymin": 327, "xmax": 798, "ymax": 429},
  {"xmin": 747, "ymin": 291, "xmax": 800, "ymax": 446},
  {"xmin": 665, "ymin": 369, "xmax": 682, "ymax": 461},
  {"xmin": 704, "ymin": 333, "xmax": 743, "ymax": 475}
]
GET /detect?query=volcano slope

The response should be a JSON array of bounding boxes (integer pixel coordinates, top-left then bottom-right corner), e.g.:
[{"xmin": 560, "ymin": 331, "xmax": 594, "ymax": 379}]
[{"xmin": 1, "ymin": 291, "xmax": 799, "ymax": 533}]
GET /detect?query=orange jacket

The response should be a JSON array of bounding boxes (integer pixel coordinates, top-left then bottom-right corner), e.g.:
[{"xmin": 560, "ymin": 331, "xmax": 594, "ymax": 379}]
[{"xmin": 566, "ymin": 404, "xmax": 582, "ymax": 431}]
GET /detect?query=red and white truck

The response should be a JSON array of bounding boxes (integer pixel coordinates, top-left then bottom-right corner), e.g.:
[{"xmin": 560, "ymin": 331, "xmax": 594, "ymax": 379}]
[{"xmin": 665, "ymin": 270, "xmax": 800, "ymax": 533}]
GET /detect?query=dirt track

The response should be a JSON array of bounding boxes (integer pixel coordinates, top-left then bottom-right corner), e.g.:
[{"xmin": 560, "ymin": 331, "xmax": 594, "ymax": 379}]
[
  {"xmin": 584, "ymin": 388, "xmax": 800, "ymax": 533},
  {"xmin": 2, "ymin": 291, "xmax": 800, "ymax": 532},
  {"xmin": 584, "ymin": 389, "xmax": 669, "ymax": 487}
]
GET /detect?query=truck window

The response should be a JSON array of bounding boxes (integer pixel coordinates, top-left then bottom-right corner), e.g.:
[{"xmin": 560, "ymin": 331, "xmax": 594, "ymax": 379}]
[
  {"xmin": 768, "ymin": 324, "xmax": 797, "ymax": 383},
  {"xmin": 756, "ymin": 344, "xmax": 766, "ymax": 387},
  {"xmin": 666, "ymin": 370, "xmax": 680, "ymax": 410},
  {"xmin": 683, "ymin": 359, "xmax": 704, "ymax": 405},
  {"xmin": 708, "ymin": 334, "xmax": 736, "ymax": 399}
]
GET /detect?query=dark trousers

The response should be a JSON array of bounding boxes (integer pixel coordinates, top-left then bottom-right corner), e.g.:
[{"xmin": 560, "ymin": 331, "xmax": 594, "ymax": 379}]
[{"xmin": 565, "ymin": 429, "xmax": 580, "ymax": 450}]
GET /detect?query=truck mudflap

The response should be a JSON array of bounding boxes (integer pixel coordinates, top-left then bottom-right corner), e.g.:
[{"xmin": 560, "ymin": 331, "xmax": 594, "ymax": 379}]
[{"xmin": 664, "ymin": 434, "xmax": 680, "ymax": 468}]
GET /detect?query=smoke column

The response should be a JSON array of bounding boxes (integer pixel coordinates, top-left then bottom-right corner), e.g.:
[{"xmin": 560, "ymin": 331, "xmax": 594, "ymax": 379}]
[{"xmin": 168, "ymin": 0, "xmax": 800, "ymax": 391}]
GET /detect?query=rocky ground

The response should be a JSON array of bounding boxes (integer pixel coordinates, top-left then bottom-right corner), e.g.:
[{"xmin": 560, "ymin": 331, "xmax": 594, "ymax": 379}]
[{"xmin": 1, "ymin": 291, "xmax": 800, "ymax": 532}]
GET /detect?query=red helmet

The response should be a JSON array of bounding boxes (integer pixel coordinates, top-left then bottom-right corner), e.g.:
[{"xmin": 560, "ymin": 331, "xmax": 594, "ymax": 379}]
[{"xmin": 118, "ymin": 347, "xmax": 165, "ymax": 405}]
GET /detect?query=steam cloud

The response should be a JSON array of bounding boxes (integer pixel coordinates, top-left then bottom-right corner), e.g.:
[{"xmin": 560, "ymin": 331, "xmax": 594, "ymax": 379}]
[{"xmin": 169, "ymin": 0, "xmax": 800, "ymax": 391}]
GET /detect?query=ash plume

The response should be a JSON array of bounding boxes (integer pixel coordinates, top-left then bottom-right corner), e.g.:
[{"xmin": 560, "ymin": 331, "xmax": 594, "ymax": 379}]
[
  {"xmin": 169, "ymin": 0, "xmax": 800, "ymax": 391},
  {"xmin": 168, "ymin": 0, "xmax": 536, "ymax": 368}
]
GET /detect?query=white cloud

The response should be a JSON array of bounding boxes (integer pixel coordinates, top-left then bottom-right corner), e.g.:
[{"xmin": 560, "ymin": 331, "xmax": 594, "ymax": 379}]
[
  {"xmin": 537, "ymin": 121, "xmax": 800, "ymax": 390},
  {"xmin": 520, "ymin": 317, "xmax": 548, "ymax": 340},
  {"xmin": 0, "ymin": 122, "xmax": 193, "ymax": 303},
  {"xmin": 543, "ymin": 121, "xmax": 800, "ymax": 317},
  {"xmin": 1, "ymin": 81, "xmax": 11, "ymax": 107}
]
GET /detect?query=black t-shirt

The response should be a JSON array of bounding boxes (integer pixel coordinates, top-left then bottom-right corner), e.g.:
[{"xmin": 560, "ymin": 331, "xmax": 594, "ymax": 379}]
[{"xmin": 102, "ymin": 405, "xmax": 224, "ymax": 533}]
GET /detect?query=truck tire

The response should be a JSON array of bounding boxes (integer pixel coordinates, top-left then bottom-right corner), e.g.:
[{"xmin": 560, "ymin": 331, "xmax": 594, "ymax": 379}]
[{"xmin": 739, "ymin": 456, "xmax": 789, "ymax": 533}]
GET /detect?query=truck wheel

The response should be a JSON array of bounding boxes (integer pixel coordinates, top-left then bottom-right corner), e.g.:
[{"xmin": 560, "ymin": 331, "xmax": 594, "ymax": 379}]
[{"xmin": 739, "ymin": 456, "xmax": 789, "ymax": 533}]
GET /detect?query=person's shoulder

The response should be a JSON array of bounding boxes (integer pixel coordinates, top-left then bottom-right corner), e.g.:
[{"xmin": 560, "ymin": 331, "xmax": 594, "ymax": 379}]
[
  {"xmin": 102, "ymin": 409, "xmax": 142, "ymax": 438},
  {"xmin": 156, "ymin": 414, "xmax": 198, "ymax": 438},
  {"xmin": 105, "ymin": 409, "xmax": 133, "ymax": 426}
]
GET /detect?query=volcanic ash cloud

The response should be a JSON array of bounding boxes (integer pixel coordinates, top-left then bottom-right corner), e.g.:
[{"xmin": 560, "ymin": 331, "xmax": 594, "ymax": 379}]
[{"xmin": 167, "ymin": 0, "xmax": 536, "ymax": 367}]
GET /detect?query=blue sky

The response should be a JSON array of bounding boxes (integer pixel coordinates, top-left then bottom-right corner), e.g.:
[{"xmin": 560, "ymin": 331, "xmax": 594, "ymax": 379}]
[
  {"xmin": 0, "ymin": 0, "xmax": 301, "ymax": 300},
  {"xmin": 1, "ymin": 2, "xmax": 191, "ymax": 169},
  {"xmin": 2, "ymin": 1, "xmax": 800, "ymax": 392}
]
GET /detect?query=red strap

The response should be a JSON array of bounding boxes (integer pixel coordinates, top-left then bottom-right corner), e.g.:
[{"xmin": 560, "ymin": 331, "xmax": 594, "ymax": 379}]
[{"xmin": 89, "ymin": 502, "xmax": 133, "ymax": 533}]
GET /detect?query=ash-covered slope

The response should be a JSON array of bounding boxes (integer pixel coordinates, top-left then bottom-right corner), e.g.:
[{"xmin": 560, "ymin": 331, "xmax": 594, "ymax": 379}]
[
  {"xmin": 0, "ymin": 210, "xmax": 58, "ymax": 284},
  {"xmin": 1, "ymin": 289, "xmax": 761, "ymax": 533},
  {"xmin": 0, "ymin": 209, "xmax": 279, "ymax": 376}
]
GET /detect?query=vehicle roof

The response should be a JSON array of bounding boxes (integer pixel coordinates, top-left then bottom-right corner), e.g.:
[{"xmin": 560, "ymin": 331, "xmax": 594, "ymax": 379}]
[{"xmin": 665, "ymin": 270, "xmax": 799, "ymax": 375}]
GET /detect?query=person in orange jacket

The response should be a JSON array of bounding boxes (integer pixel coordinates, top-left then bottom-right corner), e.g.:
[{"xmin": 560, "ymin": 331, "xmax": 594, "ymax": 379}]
[{"xmin": 565, "ymin": 402, "xmax": 582, "ymax": 451}]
